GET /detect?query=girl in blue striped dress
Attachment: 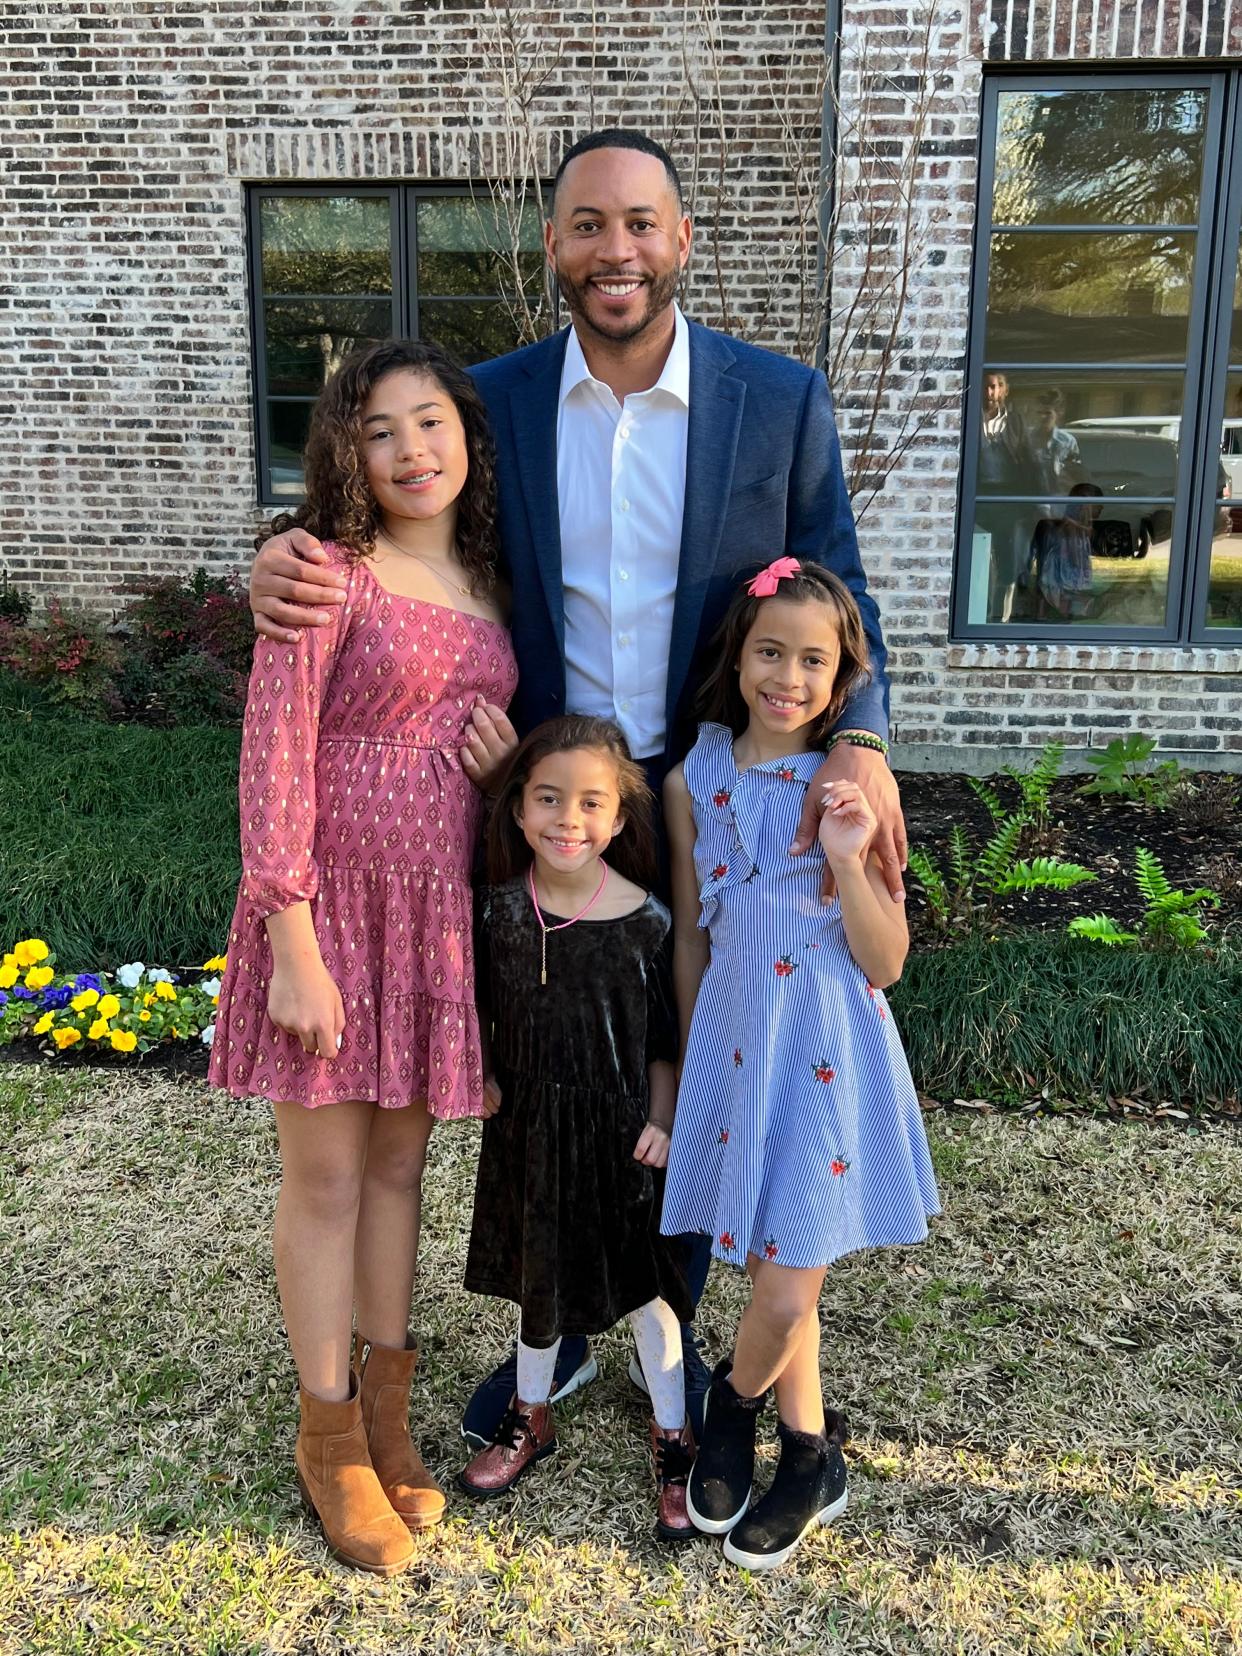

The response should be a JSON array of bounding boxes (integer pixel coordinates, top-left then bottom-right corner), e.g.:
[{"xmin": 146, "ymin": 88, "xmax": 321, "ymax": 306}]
[{"xmin": 661, "ymin": 557, "xmax": 940, "ymax": 1572}]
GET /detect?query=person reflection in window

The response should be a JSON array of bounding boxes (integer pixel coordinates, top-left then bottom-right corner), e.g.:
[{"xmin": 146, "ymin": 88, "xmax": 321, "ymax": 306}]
[
  {"xmin": 1028, "ymin": 483, "xmax": 1103, "ymax": 622},
  {"xmin": 976, "ymin": 371, "xmax": 1040, "ymax": 623},
  {"xmin": 1027, "ymin": 388, "xmax": 1081, "ymax": 492}
]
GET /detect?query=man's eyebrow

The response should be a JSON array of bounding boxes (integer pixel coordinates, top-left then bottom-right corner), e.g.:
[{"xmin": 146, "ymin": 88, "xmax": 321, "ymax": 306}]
[{"xmin": 569, "ymin": 203, "xmax": 659, "ymax": 215}]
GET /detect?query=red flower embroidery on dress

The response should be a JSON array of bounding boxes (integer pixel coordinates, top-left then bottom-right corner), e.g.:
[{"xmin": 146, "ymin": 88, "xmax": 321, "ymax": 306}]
[
  {"xmin": 774, "ymin": 956, "xmax": 796, "ymax": 977},
  {"xmin": 733, "ymin": 1048, "xmax": 743, "ymax": 1068},
  {"xmin": 814, "ymin": 1064, "xmax": 835, "ymax": 1084},
  {"xmin": 712, "ymin": 864, "xmax": 728, "ymax": 880},
  {"xmin": 776, "ymin": 765, "xmax": 796, "ymax": 782},
  {"xmin": 763, "ymin": 1236, "xmax": 779, "ymax": 1260},
  {"xmin": 866, "ymin": 983, "xmax": 888, "ymax": 1020},
  {"xmin": 831, "ymin": 1158, "xmax": 849, "ymax": 1176},
  {"xmin": 719, "ymin": 1231, "xmax": 736, "ymax": 1251},
  {"xmin": 713, "ymin": 789, "xmax": 731, "ymax": 808},
  {"xmin": 718, "ymin": 1128, "xmax": 730, "ymax": 1145}
]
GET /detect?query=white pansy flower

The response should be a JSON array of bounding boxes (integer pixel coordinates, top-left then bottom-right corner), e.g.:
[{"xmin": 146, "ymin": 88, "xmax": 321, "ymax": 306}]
[
  {"xmin": 199, "ymin": 977, "xmax": 222, "ymax": 1000},
  {"xmin": 117, "ymin": 962, "xmax": 146, "ymax": 989},
  {"xmin": 148, "ymin": 967, "xmax": 173, "ymax": 984},
  {"xmin": 201, "ymin": 1023, "xmax": 215, "ymax": 1047}
]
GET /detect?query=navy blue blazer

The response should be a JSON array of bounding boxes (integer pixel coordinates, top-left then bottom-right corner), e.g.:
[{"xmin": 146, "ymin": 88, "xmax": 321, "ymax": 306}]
[{"xmin": 470, "ymin": 319, "xmax": 889, "ymax": 765}]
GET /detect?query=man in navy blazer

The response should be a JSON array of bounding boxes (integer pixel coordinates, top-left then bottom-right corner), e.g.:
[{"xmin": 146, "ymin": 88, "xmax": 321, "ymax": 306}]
[
  {"xmin": 473, "ymin": 312, "xmax": 890, "ymax": 762},
  {"xmin": 249, "ymin": 130, "xmax": 906, "ymax": 1450}
]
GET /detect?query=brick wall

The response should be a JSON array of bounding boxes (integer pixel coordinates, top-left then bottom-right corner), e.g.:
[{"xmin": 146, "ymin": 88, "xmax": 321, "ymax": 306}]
[
  {"xmin": 838, "ymin": 0, "xmax": 1242, "ymax": 767},
  {"xmin": 2, "ymin": 0, "xmax": 1239, "ymax": 764}
]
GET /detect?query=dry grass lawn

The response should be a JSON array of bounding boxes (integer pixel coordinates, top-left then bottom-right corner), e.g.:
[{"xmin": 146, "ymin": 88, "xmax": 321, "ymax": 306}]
[{"xmin": 0, "ymin": 1067, "xmax": 1239, "ymax": 1655}]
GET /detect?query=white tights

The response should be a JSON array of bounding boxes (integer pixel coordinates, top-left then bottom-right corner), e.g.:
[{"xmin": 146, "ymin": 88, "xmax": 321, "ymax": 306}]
[{"xmin": 516, "ymin": 1297, "xmax": 686, "ymax": 1430}]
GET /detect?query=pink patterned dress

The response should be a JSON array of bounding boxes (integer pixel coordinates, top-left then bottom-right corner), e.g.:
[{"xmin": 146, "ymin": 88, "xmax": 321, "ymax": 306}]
[{"xmin": 208, "ymin": 546, "xmax": 518, "ymax": 1117}]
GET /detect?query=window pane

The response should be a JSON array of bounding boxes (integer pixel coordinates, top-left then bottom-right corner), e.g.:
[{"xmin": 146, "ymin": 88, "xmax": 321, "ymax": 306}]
[
  {"xmin": 259, "ymin": 195, "xmax": 393, "ymax": 294},
  {"xmin": 264, "ymin": 298, "xmax": 394, "ymax": 395},
  {"xmin": 418, "ymin": 299, "xmax": 524, "ymax": 365},
  {"xmin": 964, "ymin": 498, "xmax": 1171, "ymax": 627},
  {"xmin": 416, "ymin": 196, "xmax": 543, "ymax": 296},
  {"xmin": 1206, "ymin": 369, "xmax": 1242, "ymax": 627},
  {"xmin": 975, "ymin": 372, "xmax": 1185, "ymax": 495},
  {"xmin": 267, "ymin": 401, "xmax": 314, "ymax": 499},
  {"xmin": 985, "ymin": 233, "xmax": 1195, "ymax": 363},
  {"xmin": 992, "ymin": 87, "xmax": 1209, "ymax": 227}
]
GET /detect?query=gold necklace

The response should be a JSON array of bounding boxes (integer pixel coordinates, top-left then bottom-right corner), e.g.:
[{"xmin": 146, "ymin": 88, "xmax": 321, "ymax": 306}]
[{"xmin": 375, "ymin": 528, "xmax": 471, "ymax": 597}]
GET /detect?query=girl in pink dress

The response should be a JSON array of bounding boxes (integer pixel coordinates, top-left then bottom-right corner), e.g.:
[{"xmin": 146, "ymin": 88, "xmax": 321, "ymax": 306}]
[{"xmin": 209, "ymin": 340, "xmax": 518, "ymax": 1576}]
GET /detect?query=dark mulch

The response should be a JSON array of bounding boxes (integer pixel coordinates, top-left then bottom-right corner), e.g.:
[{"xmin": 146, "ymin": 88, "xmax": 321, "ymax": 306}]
[
  {"xmin": 896, "ymin": 769, "xmax": 1242, "ymax": 947},
  {"xmin": 0, "ymin": 1038, "xmax": 211, "ymax": 1080}
]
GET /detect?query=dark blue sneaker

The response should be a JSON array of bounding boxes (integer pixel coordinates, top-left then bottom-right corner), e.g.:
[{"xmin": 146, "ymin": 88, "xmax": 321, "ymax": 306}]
[
  {"xmin": 460, "ymin": 1337, "xmax": 596, "ymax": 1450},
  {"xmin": 628, "ymin": 1323, "xmax": 713, "ymax": 1440}
]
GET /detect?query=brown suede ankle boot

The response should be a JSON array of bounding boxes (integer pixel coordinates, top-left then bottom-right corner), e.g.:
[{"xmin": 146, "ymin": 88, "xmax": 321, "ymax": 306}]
[
  {"xmin": 295, "ymin": 1373, "xmax": 415, "ymax": 1575},
  {"xmin": 358, "ymin": 1334, "xmax": 446, "ymax": 1530}
]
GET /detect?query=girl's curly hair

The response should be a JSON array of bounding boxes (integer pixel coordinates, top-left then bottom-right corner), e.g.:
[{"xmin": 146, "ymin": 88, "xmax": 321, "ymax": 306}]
[{"xmin": 267, "ymin": 338, "xmax": 499, "ymax": 595}]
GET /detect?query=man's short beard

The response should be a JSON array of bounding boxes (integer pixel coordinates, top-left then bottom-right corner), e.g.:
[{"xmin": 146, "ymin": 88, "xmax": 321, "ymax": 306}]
[{"xmin": 557, "ymin": 265, "xmax": 682, "ymax": 345}]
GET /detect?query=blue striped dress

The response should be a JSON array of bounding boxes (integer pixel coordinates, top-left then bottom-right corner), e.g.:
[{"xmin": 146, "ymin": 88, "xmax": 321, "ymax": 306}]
[{"xmin": 660, "ymin": 724, "xmax": 940, "ymax": 1271}]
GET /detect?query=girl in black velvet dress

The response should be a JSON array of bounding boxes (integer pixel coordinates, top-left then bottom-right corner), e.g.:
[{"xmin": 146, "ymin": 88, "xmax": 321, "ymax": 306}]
[{"xmin": 458, "ymin": 715, "xmax": 696, "ymax": 1540}]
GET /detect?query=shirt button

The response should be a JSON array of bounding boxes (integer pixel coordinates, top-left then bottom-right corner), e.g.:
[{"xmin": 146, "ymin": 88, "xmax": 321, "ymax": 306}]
[
  {"xmin": 621, "ymin": 499, "xmax": 631, "ymax": 512},
  {"xmin": 619, "ymin": 568, "xmax": 629, "ymax": 580},
  {"xmin": 620, "ymin": 698, "xmax": 631, "ymax": 710}
]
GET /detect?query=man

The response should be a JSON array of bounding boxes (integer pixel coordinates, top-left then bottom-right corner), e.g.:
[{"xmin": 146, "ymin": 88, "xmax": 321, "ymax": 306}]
[{"xmin": 247, "ymin": 128, "xmax": 906, "ymax": 1444}]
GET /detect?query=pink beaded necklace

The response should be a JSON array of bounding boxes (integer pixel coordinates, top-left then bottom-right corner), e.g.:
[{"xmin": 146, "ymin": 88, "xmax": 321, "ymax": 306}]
[{"xmin": 528, "ymin": 861, "xmax": 609, "ymax": 986}]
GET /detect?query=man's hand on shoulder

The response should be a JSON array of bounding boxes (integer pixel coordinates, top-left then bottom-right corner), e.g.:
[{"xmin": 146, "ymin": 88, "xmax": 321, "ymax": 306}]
[
  {"xmin": 791, "ymin": 737, "xmax": 907, "ymax": 904},
  {"xmin": 251, "ymin": 527, "xmax": 348, "ymax": 642}
]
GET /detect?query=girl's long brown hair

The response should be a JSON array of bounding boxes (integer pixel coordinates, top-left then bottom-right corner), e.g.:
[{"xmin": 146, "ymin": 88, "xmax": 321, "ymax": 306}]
[
  {"xmin": 695, "ymin": 560, "xmax": 872, "ymax": 749},
  {"xmin": 266, "ymin": 338, "xmax": 499, "ymax": 595},
  {"xmin": 486, "ymin": 715, "xmax": 659, "ymax": 892}
]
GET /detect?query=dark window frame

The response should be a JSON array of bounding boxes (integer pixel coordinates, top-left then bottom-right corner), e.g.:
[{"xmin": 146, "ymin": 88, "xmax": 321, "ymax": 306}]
[
  {"xmin": 245, "ymin": 182, "xmax": 545, "ymax": 508},
  {"xmin": 951, "ymin": 68, "xmax": 1242, "ymax": 647}
]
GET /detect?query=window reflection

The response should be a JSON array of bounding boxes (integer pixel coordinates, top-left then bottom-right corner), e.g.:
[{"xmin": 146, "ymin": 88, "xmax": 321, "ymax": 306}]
[{"xmin": 993, "ymin": 87, "xmax": 1208, "ymax": 227}]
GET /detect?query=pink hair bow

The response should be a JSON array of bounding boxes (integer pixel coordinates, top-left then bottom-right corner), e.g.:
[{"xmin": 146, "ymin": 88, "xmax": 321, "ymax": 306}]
[{"xmin": 746, "ymin": 556, "xmax": 801, "ymax": 598}]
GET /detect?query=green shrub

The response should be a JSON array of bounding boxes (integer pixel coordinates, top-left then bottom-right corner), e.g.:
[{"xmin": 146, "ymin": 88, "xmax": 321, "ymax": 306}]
[
  {"xmin": 0, "ymin": 713, "xmax": 241, "ymax": 965},
  {"xmin": 0, "ymin": 600, "xmax": 122, "ymax": 711},
  {"xmin": 891, "ymin": 933, "xmax": 1241, "ymax": 1109},
  {"xmin": 1067, "ymin": 847, "xmax": 1221, "ymax": 950},
  {"xmin": 1077, "ymin": 734, "xmax": 1183, "ymax": 806}
]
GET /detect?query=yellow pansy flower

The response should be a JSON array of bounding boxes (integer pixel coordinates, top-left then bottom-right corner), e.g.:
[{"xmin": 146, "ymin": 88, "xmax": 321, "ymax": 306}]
[
  {"xmin": 139, "ymin": 1010, "xmax": 152, "ymax": 1023},
  {"xmin": 33, "ymin": 1012, "xmax": 54, "ymax": 1035},
  {"xmin": 25, "ymin": 965, "xmax": 55, "ymax": 990},
  {"xmin": 97, "ymin": 994, "xmax": 120, "ymax": 1019},
  {"xmin": 154, "ymin": 981, "xmax": 177, "ymax": 1001},
  {"xmin": 71, "ymin": 989, "xmax": 100, "ymax": 1012},
  {"xmin": 110, "ymin": 1029, "xmax": 137, "ymax": 1052},
  {"xmin": 88, "ymin": 1018, "xmax": 110, "ymax": 1040},
  {"xmin": 0, "ymin": 963, "xmax": 17, "ymax": 990},
  {"xmin": 202, "ymin": 955, "xmax": 228, "ymax": 972},
  {"xmin": 52, "ymin": 1027, "xmax": 81, "ymax": 1049},
  {"xmin": 14, "ymin": 939, "xmax": 49, "ymax": 968},
  {"xmin": 170, "ymin": 1026, "xmax": 181, "ymax": 1037},
  {"xmin": 144, "ymin": 991, "xmax": 156, "ymax": 1007}
]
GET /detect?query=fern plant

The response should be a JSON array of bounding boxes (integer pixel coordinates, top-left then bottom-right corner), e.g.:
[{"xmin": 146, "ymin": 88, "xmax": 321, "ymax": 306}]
[
  {"xmin": 1067, "ymin": 847, "xmax": 1220, "ymax": 950},
  {"xmin": 908, "ymin": 790, "xmax": 1095, "ymax": 935},
  {"xmin": 1003, "ymin": 741, "xmax": 1064, "ymax": 840},
  {"xmin": 1076, "ymin": 734, "xmax": 1183, "ymax": 806}
]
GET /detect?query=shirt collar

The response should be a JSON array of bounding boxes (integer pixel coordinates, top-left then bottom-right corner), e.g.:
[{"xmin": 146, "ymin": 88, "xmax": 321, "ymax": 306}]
[{"xmin": 559, "ymin": 303, "xmax": 690, "ymax": 409}]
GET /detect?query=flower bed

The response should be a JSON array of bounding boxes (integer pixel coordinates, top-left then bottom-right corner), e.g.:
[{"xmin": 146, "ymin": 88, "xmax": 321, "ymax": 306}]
[{"xmin": 0, "ymin": 938, "xmax": 225, "ymax": 1060}]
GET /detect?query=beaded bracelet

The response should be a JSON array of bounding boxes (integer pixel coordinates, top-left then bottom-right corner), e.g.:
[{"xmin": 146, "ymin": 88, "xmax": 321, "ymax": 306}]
[{"xmin": 827, "ymin": 730, "xmax": 890, "ymax": 757}]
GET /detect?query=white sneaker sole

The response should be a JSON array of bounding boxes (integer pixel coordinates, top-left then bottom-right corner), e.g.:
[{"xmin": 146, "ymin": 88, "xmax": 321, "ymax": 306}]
[
  {"xmin": 552, "ymin": 1353, "xmax": 599, "ymax": 1404},
  {"xmin": 722, "ymin": 1490, "xmax": 848, "ymax": 1570},
  {"xmin": 686, "ymin": 1478, "xmax": 752, "ymax": 1536},
  {"xmin": 459, "ymin": 1354, "xmax": 599, "ymax": 1449}
]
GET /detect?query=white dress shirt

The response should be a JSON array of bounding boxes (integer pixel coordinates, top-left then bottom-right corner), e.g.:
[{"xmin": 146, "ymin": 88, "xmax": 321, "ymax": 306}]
[{"xmin": 556, "ymin": 305, "xmax": 690, "ymax": 759}]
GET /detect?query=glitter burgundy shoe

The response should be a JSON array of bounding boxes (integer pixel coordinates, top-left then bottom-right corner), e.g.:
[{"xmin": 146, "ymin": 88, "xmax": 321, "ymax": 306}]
[
  {"xmin": 651, "ymin": 1419, "xmax": 697, "ymax": 1542},
  {"xmin": 457, "ymin": 1396, "xmax": 557, "ymax": 1499}
]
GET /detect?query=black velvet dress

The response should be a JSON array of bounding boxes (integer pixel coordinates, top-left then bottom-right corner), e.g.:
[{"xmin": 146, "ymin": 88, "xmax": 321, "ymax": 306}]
[{"xmin": 464, "ymin": 877, "xmax": 693, "ymax": 1344}]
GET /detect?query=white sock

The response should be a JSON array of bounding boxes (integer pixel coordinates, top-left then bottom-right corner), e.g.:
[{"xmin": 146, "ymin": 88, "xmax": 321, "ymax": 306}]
[
  {"xmin": 629, "ymin": 1298, "xmax": 686, "ymax": 1431},
  {"xmin": 516, "ymin": 1329, "xmax": 561, "ymax": 1405}
]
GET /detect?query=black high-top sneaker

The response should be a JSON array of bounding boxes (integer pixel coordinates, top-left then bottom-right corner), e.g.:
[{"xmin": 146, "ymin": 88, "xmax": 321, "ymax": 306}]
[
  {"xmin": 722, "ymin": 1412, "xmax": 848, "ymax": 1570},
  {"xmin": 686, "ymin": 1359, "xmax": 770, "ymax": 1535}
]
